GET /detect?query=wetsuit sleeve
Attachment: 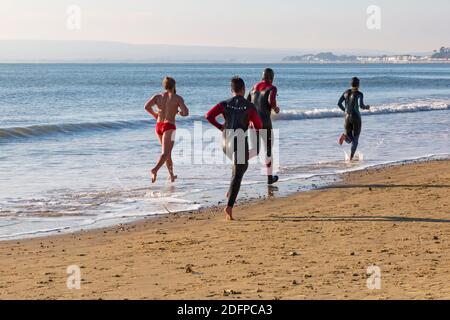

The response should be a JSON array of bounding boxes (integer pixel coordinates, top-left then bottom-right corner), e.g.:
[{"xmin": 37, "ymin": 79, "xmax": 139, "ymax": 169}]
[
  {"xmin": 359, "ymin": 93, "xmax": 370, "ymax": 110},
  {"xmin": 248, "ymin": 108, "xmax": 263, "ymax": 130},
  {"xmin": 269, "ymin": 87, "xmax": 278, "ymax": 110},
  {"xmin": 337, "ymin": 92, "xmax": 346, "ymax": 112},
  {"xmin": 206, "ymin": 102, "xmax": 225, "ymax": 130}
]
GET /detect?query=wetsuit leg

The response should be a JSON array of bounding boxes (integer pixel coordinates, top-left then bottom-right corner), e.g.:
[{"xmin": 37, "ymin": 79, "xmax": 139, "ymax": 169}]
[
  {"xmin": 350, "ymin": 116, "xmax": 362, "ymax": 159},
  {"xmin": 256, "ymin": 129, "xmax": 272, "ymax": 156},
  {"xmin": 265, "ymin": 128, "xmax": 273, "ymax": 159},
  {"xmin": 344, "ymin": 114, "xmax": 354, "ymax": 143},
  {"xmin": 227, "ymin": 162, "xmax": 249, "ymax": 208},
  {"xmin": 257, "ymin": 122, "xmax": 275, "ymax": 176},
  {"xmin": 256, "ymin": 131, "xmax": 261, "ymax": 155},
  {"xmin": 225, "ymin": 137, "xmax": 250, "ymax": 208},
  {"xmin": 264, "ymin": 128, "xmax": 274, "ymax": 175}
]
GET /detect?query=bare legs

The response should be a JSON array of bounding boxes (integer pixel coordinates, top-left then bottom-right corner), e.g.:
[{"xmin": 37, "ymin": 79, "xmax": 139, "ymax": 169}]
[
  {"xmin": 151, "ymin": 130, "xmax": 177, "ymax": 183},
  {"xmin": 165, "ymin": 157, "xmax": 177, "ymax": 182}
]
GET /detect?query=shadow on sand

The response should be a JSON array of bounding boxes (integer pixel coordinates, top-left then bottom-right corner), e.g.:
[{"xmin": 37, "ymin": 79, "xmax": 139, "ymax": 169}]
[
  {"xmin": 320, "ymin": 184, "xmax": 450, "ymax": 190},
  {"xmin": 240, "ymin": 183, "xmax": 450, "ymax": 224},
  {"xmin": 244, "ymin": 215, "xmax": 450, "ymax": 224}
]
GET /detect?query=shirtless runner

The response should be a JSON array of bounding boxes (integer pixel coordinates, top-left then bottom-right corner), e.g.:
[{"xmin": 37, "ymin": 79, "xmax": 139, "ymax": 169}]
[{"xmin": 144, "ymin": 77, "xmax": 189, "ymax": 183}]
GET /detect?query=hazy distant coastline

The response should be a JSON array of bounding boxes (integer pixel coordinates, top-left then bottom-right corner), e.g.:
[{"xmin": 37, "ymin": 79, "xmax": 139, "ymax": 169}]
[
  {"xmin": 0, "ymin": 40, "xmax": 442, "ymax": 64},
  {"xmin": 0, "ymin": 40, "xmax": 307, "ymax": 63},
  {"xmin": 283, "ymin": 48, "xmax": 450, "ymax": 64}
]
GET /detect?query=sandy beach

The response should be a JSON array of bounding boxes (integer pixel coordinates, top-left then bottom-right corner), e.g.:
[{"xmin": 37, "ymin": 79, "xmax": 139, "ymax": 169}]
[{"xmin": 0, "ymin": 160, "xmax": 449, "ymax": 300}]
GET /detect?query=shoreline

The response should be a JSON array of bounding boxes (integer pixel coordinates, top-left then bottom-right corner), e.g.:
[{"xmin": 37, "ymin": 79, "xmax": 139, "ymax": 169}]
[
  {"xmin": 0, "ymin": 159, "xmax": 449, "ymax": 299},
  {"xmin": 1, "ymin": 154, "xmax": 448, "ymax": 242}
]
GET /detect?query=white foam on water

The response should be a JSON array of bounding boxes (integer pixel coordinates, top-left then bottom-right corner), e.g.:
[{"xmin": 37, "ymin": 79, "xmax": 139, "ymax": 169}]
[{"xmin": 275, "ymin": 100, "xmax": 450, "ymax": 121}]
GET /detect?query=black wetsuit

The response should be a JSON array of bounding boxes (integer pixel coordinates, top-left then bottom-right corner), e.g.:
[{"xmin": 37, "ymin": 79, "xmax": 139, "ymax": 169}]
[
  {"xmin": 338, "ymin": 89, "xmax": 369, "ymax": 159},
  {"xmin": 206, "ymin": 96, "xmax": 263, "ymax": 208},
  {"xmin": 248, "ymin": 81, "xmax": 277, "ymax": 179}
]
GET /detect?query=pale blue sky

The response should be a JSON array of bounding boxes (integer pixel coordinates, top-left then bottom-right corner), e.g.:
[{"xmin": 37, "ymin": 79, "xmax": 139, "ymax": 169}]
[{"xmin": 1, "ymin": 0, "xmax": 449, "ymax": 51}]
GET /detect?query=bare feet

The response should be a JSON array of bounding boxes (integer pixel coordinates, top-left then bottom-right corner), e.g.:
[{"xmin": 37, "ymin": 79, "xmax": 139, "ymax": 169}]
[
  {"xmin": 169, "ymin": 174, "xmax": 178, "ymax": 183},
  {"xmin": 151, "ymin": 169, "xmax": 157, "ymax": 183},
  {"xmin": 224, "ymin": 207, "xmax": 234, "ymax": 221}
]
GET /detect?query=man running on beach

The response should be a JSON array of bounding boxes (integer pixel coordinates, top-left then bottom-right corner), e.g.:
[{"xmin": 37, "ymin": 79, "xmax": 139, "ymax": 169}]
[
  {"xmin": 145, "ymin": 77, "xmax": 189, "ymax": 183},
  {"xmin": 338, "ymin": 77, "xmax": 370, "ymax": 161},
  {"xmin": 248, "ymin": 68, "xmax": 280, "ymax": 185},
  {"xmin": 206, "ymin": 76, "xmax": 263, "ymax": 221}
]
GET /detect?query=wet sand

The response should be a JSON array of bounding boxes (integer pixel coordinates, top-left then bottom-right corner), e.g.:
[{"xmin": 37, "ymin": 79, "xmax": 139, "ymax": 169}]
[{"xmin": 0, "ymin": 160, "xmax": 449, "ymax": 300}]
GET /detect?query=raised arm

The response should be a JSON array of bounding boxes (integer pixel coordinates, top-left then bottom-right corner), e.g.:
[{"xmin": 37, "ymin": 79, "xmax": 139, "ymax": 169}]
[
  {"xmin": 205, "ymin": 102, "xmax": 225, "ymax": 131},
  {"xmin": 144, "ymin": 95, "xmax": 159, "ymax": 120},
  {"xmin": 337, "ymin": 92, "xmax": 346, "ymax": 112},
  {"xmin": 178, "ymin": 97, "xmax": 189, "ymax": 117}
]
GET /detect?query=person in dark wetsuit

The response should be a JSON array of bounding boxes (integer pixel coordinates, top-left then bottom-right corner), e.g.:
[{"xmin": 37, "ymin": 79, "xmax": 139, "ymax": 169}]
[
  {"xmin": 338, "ymin": 77, "xmax": 371, "ymax": 161},
  {"xmin": 206, "ymin": 77, "xmax": 263, "ymax": 221},
  {"xmin": 248, "ymin": 68, "xmax": 280, "ymax": 185}
]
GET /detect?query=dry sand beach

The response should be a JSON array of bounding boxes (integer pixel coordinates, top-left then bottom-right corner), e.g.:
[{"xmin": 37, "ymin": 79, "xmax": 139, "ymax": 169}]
[{"xmin": 0, "ymin": 160, "xmax": 449, "ymax": 300}]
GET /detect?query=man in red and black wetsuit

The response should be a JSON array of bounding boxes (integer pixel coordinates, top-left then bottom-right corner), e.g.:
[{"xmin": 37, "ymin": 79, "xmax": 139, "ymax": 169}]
[
  {"xmin": 248, "ymin": 68, "xmax": 280, "ymax": 185},
  {"xmin": 206, "ymin": 77, "xmax": 263, "ymax": 221}
]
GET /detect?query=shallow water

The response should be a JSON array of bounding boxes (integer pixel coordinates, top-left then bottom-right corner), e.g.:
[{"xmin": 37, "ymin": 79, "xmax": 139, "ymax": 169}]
[{"xmin": 0, "ymin": 63, "xmax": 449, "ymax": 239}]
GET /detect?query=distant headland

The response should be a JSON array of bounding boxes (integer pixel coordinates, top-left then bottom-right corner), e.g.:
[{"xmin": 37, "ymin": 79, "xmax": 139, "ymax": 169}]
[{"xmin": 283, "ymin": 47, "xmax": 450, "ymax": 64}]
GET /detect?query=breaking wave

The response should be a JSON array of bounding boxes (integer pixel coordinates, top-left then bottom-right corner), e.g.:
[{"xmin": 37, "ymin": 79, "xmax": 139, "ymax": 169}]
[
  {"xmin": 1, "ymin": 101, "xmax": 449, "ymax": 142},
  {"xmin": 274, "ymin": 101, "xmax": 450, "ymax": 121}
]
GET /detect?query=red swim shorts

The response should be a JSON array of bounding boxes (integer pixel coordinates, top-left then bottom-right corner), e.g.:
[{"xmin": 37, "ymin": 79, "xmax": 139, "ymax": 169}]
[{"xmin": 155, "ymin": 122, "xmax": 176, "ymax": 136}]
